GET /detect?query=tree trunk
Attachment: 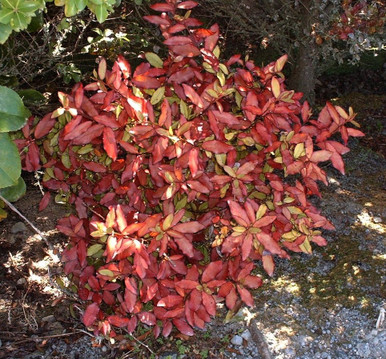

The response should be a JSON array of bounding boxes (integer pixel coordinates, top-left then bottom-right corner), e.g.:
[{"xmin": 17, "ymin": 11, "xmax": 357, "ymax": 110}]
[
  {"xmin": 288, "ymin": 0, "xmax": 320, "ymax": 104},
  {"xmin": 288, "ymin": 43, "xmax": 318, "ymax": 104}
]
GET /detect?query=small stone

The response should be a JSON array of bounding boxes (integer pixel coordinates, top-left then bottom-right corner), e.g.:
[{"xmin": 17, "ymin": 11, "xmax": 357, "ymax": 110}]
[
  {"xmin": 284, "ymin": 347, "xmax": 296, "ymax": 357},
  {"xmin": 231, "ymin": 335, "xmax": 243, "ymax": 346},
  {"xmin": 42, "ymin": 315, "xmax": 56, "ymax": 323},
  {"xmin": 160, "ymin": 352, "xmax": 177, "ymax": 359},
  {"xmin": 373, "ymin": 217, "xmax": 382, "ymax": 223},
  {"xmin": 17, "ymin": 278, "xmax": 27, "ymax": 286},
  {"xmin": 101, "ymin": 346, "xmax": 108, "ymax": 353},
  {"xmin": 240, "ymin": 329, "xmax": 251, "ymax": 341},
  {"xmin": 11, "ymin": 222, "xmax": 27, "ymax": 234}
]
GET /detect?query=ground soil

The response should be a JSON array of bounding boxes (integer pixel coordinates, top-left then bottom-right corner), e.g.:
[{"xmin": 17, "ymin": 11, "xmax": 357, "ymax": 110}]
[{"xmin": 0, "ymin": 72, "xmax": 385, "ymax": 358}]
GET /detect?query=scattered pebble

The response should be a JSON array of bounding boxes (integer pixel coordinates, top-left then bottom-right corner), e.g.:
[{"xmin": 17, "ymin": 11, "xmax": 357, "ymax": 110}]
[
  {"xmin": 16, "ymin": 277, "xmax": 27, "ymax": 286},
  {"xmin": 231, "ymin": 335, "xmax": 243, "ymax": 346},
  {"xmin": 373, "ymin": 217, "xmax": 382, "ymax": 223},
  {"xmin": 41, "ymin": 315, "xmax": 56, "ymax": 323},
  {"xmin": 11, "ymin": 221, "xmax": 27, "ymax": 234},
  {"xmin": 241, "ymin": 329, "xmax": 251, "ymax": 341}
]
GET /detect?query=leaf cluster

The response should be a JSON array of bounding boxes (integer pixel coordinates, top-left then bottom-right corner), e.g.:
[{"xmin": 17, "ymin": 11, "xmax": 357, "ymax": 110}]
[{"xmin": 18, "ymin": 0, "xmax": 364, "ymax": 339}]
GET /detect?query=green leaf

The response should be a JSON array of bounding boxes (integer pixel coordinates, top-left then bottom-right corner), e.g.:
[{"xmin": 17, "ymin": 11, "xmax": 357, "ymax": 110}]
[
  {"xmin": 64, "ymin": 0, "xmax": 79, "ymax": 17},
  {"xmin": 18, "ymin": 1, "xmax": 42, "ymax": 14},
  {"xmin": 145, "ymin": 52, "xmax": 163, "ymax": 68},
  {"xmin": 0, "ymin": 86, "xmax": 30, "ymax": 132},
  {"xmin": 75, "ymin": 0, "xmax": 87, "ymax": 12},
  {"xmin": 150, "ymin": 86, "xmax": 165, "ymax": 105},
  {"xmin": 0, "ymin": 8, "xmax": 14, "ymax": 24},
  {"xmin": 0, "ymin": 133, "xmax": 21, "ymax": 188},
  {"xmin": 17, "ymin": 89, "xmax": 46, "ymax": 106},
  {"xmin": 10, "ymin": 12, "xmax": 31, "ymax": 31},
  {"xmin": 93, "ymin": 4, "xmax": 108, "ymax": 23},
  {"xmin": 87, "ymin": 243, "xmax": 103, "ymax": 256},
  {"xmin": 0, "ymin": 176, "xmax": 26, "ymax": 202},
  {"xmin": 0, "ymin": 23, "xmax": 12, "ymax": 44}
]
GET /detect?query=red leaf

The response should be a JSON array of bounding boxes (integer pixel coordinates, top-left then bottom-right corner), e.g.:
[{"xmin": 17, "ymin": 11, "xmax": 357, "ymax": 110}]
[
  {"xmin": 347, "ymin": 128, "xmax": 365, "ymax": 137},
  {"xmin": 236, "ymin": 161, "xmax": 255, "ymax": 176},
  {"xmin": 177, "ymin": 279, "xmax": 199, "ymax": 290},
  {"xmin": 211, "ymin": 110, "xmax": 239, "ymax": 126},
  {"xmin": 117, "ymin": 55, "xmax": 131, "ymax": 79},
  {"xmin": 243, "ymin": 275, "xmax": 263, "ymax": 289},
  {"xmin": 189, "ymin": 147, "xmax": 199, "ymax": 178},
  {"xmin": 256, "ymin": 232, "xmax": 282, "ymax": 255},
  {"xmin": 253, "ymin": 215, "xmax": 276, "ymax": 228},
  {"xmin": 177, "ymin": 1, "xmax": 198, "ymax": 9},
  {"xmin": 34, "ymin": 114, "xmax": 56, "ymax": 139},
  {"xmin": 132, "ymin": 75, "xmax": 161, "ymax": 89},
  {"xmin": 143, "ymin": 15, "xmax": 171, "ymax": 26},
  {"xmin": 173, "ymin": 319, "xmax": 194, "ymax": 336},
  {"xmin": 108, "ymin": 315, "xmax": 130, "ymax": 327},
  {"xmin": 39, "ymin": 192, "xmax": 51, "ymax": 211},
  {"xmin": 228, "ymin": 200, "xmax": 250, "ymax": 227},
  {"xmin": 310, "ymin": 150, "xmax": 332, "ymax": 163},
  {"xmin": 124, "ymin": 277, "xmax": 137, "ymax": 313},
  {"xmin": 225, "ymin": 287, "xmax": 238, "ymax": 310},
  {"xmin": 72, "ymin": 124, "xmax": 104, "ymax": 145},
  {"xmin": 138, "ymin": 312, "xmax": 156, "ymax": 326},
  {"xmin": 83, "ymin": 162, "xmax": 106, "ymax": 173},
  {"xmin": 241, "ymin": 233, "xmax": 252, "ymax": 261},
  {"xmin": 157, "ymin": 295, "xmax": 184, "ymax": 308},
  {"xmin": 170, "ymin": 44, "xmax": 200, "ymax": 57},
  {"xmin": 202, "ymin": 292, "xmax": 216, "ymax": 316},
  {"xmin": 182, "ymin": 84, "xmax": 204, "ymax": 108},
  {"xmin": 174, "ymin": 236, "xmax": 194, "ymax": 257},
  {"xmin": 202, "ymin": 261, "xmax": 223, "ymax": 283},
  {"xmin": 202, "ymin": 140, "xmax": 233, "ymax": 154},
  {"xmin": 75, "ymin": 83, "xmax": 84, "ymax": 108},
  {"xmin": 164, "ymin": 36, "xmax": 192, "ymax": 46},
  {"xmin": 237, "ymin": 285, "xmax": 254, "ymax": 307},
  {"xmin": 116, "ymin": 205, "xmax": 128, "ymax": 232},
  {"xmin": 330, "ymin": 152, "xmax": 345, "ymax": 175},
  {"xmin": 150, "ymin": 3, "xmax": 175, "ymax": 12},
  {"xmin": 159, "ymin": 98, "xmax": 171, "ymax": 127},
  {"xmin": 103, "ymin": 127, "xmax": 118, "ymax": 161},
  {"xmin": 173, "ymin": 221, "xmax": 205, "ymax": 234},
  {"xmin": 262, "ymin": 254, "xmax": 275, "ymax": 276},
  {"xmin": 82, "ymin": 303, "xmax": 99, "ymax": 327}
]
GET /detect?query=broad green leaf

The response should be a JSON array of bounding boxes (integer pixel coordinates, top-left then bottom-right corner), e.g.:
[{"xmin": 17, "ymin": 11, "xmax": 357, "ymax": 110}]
[
  {"xmin": 17, "ymin": 89, "xmax": 46, "ymax": 106},
  {"xmin": 0, "ymin": 176, "xmax": 26, "ymax": 202},
  {"xmin": 18, "ymin": 2, "xmax": 42, "ymax": 13},
  {"xmin": 54, "ymin": 0, "xmax": 65, "ymax": 6},
  {"xmin": 145, "ymin": 52, "xmax": 163, "ymax": 68},
  {"xmin": 87, "ymin": 243, "xmax": 103, "ymax": 256},
  {"xmin": 150, "ymin": 86, "xmax": 165, "ymax": 105},
  {"xmin": 0, "ymin": 8, "xmax": 14, "ymax": 24},
  {"xmin": 64, "ymin": 0, "xmax": 79, "ymax": 17},
  {"xmin": 0, "ymin": 86, "xmax": 31, "ymax": 132},
  {"xmin": 0, "ymin": 23, "xmax": 12, "ymax": 44},
  {"xmin": 98, "ymin": 269, "xmax": 114, "ymax": 277},
  {"xmin": 75, "ymin": 0, "xmax": 87, "ymax": 12},
  {"xmin": 93, "ymin": 4, "xmax": 108, "ymax": 23},
  {"xmin": 10, "ymin": 11, "xmax": 30, "ymax": 31},
  {"xmin": 0, "ymin": 133, "xmax": 21, "ymax": 188}
]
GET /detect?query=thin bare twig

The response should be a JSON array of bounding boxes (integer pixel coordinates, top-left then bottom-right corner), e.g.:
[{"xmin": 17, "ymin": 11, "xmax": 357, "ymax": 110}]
[
  {"xmin": 129, "ymin": 333, "xmax": 156, "ymax": 356},
  {"xmin": 0, "ymin": 194, "xmax": 60, "ymax": 263},
  {"xmin": 3, "ymin": 330, "xmax": 89, "ymax": 346}
]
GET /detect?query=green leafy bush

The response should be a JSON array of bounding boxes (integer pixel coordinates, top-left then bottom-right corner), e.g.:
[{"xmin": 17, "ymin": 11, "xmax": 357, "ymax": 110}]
[{"xmin": 0, "ymin": 85, "xmax": 30, "ymax": 217}]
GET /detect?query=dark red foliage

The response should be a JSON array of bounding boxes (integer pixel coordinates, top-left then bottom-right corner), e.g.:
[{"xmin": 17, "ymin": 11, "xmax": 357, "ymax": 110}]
[{"xmin": 19, "ymin": 0, "xmax": 364, "ymax": 339}]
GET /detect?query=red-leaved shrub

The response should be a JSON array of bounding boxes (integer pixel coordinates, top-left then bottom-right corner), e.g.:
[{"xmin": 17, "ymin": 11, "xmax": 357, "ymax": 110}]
[{"xmin": 17, "ymin": 0, "xmax": 364, "ymax": 338}]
